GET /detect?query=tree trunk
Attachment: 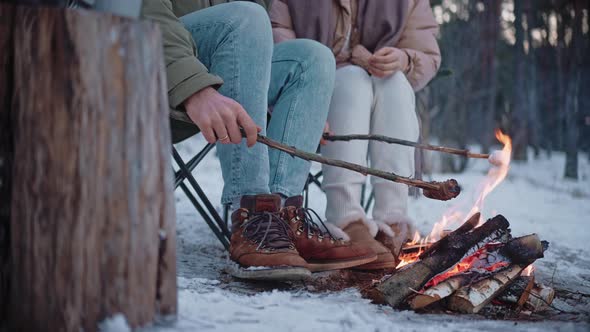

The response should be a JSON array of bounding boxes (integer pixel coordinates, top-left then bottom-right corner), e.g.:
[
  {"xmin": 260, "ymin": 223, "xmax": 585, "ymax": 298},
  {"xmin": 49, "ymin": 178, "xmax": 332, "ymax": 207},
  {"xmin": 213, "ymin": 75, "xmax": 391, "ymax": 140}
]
[
  {"xmin": 2, "ymin": 4, "xmax": 177, "ymax": 331},
  {"xmin": 479, "ymin": 0, "xmax": 501, "ymax": 154},
  {"xmin": 564, "ymin": 0, "xmax": 584, "ymax": 179},
  {"xmin": 0, "ymin": 3, "xmax": 15, "ymax": 329},
  {"xmin": 511, "ymin": 0, "xmax": 529, "ymax": 161}
]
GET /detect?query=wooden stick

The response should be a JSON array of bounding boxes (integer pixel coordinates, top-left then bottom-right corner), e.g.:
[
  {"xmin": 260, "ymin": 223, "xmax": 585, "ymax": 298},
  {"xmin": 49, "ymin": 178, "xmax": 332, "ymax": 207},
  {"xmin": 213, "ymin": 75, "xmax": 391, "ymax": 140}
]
[
  {"xmin": 167, "ymin": 113, "xmax": 462, "ymax": 200},
  {"xmin": 256, "ymin": 134, "xmax": 460, "ymax": 198},
  {"xmin": 324, "ymin": 134, "xmax": 490, "ymax": 159}
]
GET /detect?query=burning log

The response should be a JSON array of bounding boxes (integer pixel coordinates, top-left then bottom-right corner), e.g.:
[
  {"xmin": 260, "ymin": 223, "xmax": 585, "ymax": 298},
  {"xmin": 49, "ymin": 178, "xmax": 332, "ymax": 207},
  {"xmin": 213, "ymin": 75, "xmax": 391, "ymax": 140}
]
[
  {"xmin": 410, "ymin": 235, "xmax": 545, "ymax": 310},
  {"xmin": 447, "ymin": 235, "xmax": 546, "ymax": 313},
  {"xmin": 496, "ymin": 275, "xmax": 535, "ymax": 307},
  {"xmin": 447, "ymin": 264, "xmax": 526, "ymax": 313},
  {"xmin": 377, "ymin": 214, "xmax": 510, "ymax": 308}
]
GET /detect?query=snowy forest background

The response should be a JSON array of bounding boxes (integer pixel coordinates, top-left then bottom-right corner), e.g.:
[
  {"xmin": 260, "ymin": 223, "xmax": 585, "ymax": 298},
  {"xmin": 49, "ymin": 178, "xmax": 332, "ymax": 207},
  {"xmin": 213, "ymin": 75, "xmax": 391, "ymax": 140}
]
[{"xmin": 419, "ymin": 0, "xmax": 588, "ymax": 179}]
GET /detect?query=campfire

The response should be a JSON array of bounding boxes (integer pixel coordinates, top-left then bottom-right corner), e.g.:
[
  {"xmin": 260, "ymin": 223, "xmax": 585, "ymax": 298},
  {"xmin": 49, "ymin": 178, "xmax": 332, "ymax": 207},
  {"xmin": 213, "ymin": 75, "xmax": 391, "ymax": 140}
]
[{"xmin": 376, "ymin": 130, "xmax": 554, "ymax": 314}]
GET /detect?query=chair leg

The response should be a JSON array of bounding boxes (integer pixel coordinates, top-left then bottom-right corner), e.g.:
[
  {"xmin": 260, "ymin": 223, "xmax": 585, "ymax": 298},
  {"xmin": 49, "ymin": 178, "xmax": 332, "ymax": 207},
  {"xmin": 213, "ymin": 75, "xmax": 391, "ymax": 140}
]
[
  {"xmin": 364, "ymin": 190, "xmax": 374, "ymax": 213},
  {"xmin": 179, "ymin": 182, "xmax": 230, "ymax": 250},
  {"xmin": 173, "ymin": 147, "xmax": 232, "ymax": 247}
]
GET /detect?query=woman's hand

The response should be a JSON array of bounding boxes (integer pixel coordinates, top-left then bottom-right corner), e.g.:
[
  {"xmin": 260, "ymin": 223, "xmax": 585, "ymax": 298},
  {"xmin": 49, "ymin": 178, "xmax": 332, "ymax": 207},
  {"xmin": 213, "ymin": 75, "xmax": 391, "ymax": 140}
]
[
  {"xmin": 368, "ymin": 47, "xmax": 409, "ymax": 78},
  {"xmin": 320, "ymin": 122, "xmax": 332, "ymax": 146}
]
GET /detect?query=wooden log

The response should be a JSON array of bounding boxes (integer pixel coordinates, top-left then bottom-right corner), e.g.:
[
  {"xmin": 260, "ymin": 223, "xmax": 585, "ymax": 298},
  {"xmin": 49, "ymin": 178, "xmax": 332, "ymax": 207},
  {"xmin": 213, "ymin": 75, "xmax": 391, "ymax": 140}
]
[
  {"xmin": 377, "ymin": 214, "xmax": 510, "ymax": 308},
  {"xmin": 525, "ymin": 283, "xmax": 555, "ymax": 310},
  {"xmin": 6, "ymin": 5, "xmax": 176, "ymax": 331},
  {"xmin": 0, "ymin": 3, "xmax": 15, "ymax": 328},
  {"xmin": 447, "ymin": 264, "xmax": 526, "ymax": 313},
  {"xmin": 447, "ymin": 235, "xmax": 546, "ymax": 313},
  {"xmin": 496, "ymin": 275, "xmax": 535, "ymax": 306},
  {"xmin": 410, "ymin": 234, "xmax": 545, "ymax": 310}
]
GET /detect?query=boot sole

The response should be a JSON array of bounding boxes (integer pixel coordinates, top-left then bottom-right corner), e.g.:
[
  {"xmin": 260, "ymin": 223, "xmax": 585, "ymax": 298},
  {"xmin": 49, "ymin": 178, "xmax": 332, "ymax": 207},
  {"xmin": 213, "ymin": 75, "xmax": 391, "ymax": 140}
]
[
  {"xmin": 226, "ymin": 265, "xmax": 311, "ymax": 281},
  {"xmin": 306, "ymin": 254, "xmax": 378, "ymax": 272},
  {"xmin": 351, "ymin": 260, "xmax": 397, "ymax": 271},
  {"xmin": 350, "ymin": 252, "xmax": 398, "ymax": 271}
]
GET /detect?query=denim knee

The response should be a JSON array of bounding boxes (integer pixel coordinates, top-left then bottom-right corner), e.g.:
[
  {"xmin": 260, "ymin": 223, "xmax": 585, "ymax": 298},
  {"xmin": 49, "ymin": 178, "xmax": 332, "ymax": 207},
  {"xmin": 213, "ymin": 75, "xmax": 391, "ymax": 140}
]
[
  {"xmin": 224, "ymin": 2, "xmax": 272, "ymax": 42},
  {"xmin": 287, "ymin": 39, "xmax": 336, "ymax": 81}
]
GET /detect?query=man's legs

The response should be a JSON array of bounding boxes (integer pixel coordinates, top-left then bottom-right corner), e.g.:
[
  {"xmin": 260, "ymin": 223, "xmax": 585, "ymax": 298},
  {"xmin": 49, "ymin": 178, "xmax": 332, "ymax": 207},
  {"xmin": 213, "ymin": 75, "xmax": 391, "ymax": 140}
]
[
  {"xmin": 266, "ymin": 39, "xmax": 335, "ymax": 197},
  {"xmin": 180, "ymin": 3, "xmax": 314, "ymax": 280},
  {"xmin": 180, "ymin": 2, "xmax": 272, "ymax": 205}
]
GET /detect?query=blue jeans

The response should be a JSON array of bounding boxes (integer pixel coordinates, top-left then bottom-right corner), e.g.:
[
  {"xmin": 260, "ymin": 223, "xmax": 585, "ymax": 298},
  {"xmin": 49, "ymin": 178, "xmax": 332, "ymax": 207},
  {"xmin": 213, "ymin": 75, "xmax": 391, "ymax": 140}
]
[{"xmin": 180, "ymin": 2, "xmax": 335, "ymax": 205}]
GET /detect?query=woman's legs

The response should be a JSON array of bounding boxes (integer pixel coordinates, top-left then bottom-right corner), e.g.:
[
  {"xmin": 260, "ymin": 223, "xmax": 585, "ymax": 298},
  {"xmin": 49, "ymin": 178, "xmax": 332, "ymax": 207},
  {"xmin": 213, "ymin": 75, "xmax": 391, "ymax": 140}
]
[
  {"xmin": 322, "ymin": 65, "xmax": 375, "ymax": 232},
  {"xmin": 369, "ymin": 72, "xmax": 418, "ymax": 226}
]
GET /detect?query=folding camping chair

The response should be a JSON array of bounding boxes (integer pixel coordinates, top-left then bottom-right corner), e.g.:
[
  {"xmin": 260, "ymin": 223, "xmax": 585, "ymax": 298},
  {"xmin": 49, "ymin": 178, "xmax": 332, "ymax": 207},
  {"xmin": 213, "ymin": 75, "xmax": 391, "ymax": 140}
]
[{"xmin": 172, "ymin": 142, "xmax": 231, "ymax": 251}]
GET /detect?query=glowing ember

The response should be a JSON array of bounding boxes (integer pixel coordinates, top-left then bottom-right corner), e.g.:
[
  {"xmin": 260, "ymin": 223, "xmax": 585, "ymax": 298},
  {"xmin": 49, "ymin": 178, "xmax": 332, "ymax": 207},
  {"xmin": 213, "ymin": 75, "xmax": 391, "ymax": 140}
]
[
  {"xmin": 425, "ymin": 243, "xmax": 509, "ymax": 288},
  {"xmin": 396, "ymin": 129, "xmax": 513, "ymax": 269}
]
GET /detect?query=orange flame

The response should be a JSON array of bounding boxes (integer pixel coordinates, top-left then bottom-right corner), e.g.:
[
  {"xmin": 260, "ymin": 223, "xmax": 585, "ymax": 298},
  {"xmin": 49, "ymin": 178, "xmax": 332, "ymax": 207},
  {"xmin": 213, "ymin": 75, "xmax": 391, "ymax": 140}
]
[
  {"xmin": 522, "ymin": 264, "xmax": 535, "ymax": 277},
  {"xmin": 396, "ymin": 130, "xmax": 513, "ymax": 269}
]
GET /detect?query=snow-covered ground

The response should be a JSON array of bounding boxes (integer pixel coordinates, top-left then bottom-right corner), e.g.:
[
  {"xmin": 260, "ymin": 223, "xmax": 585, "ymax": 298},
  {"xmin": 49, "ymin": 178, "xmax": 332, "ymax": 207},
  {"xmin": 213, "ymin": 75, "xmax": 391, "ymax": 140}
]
[{"xmin": 143, "ymin": 136, "xmax": 589, "ymax": 332}]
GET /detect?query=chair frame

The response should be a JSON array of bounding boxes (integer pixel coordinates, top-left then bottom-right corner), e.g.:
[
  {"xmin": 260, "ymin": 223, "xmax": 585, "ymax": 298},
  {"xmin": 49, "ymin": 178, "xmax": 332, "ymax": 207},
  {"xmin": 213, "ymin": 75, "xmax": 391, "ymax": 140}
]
[{"xmin": 172, "ymin": 144, "xmax": 231, "ymax": 250}]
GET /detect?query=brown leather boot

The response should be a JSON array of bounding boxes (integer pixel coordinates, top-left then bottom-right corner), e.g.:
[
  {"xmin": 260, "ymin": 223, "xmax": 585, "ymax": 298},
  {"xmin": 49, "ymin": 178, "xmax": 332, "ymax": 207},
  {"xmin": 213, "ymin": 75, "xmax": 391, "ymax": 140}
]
[
  {"xmin": 343, "ymin": 221, "xmax": 397, "ymax": 270},
  {"xmin": 375, "ymin": 222, "xmax": 416, "ymax": 265},
  {"xmin": 228, "ymin": 194, "xmax": 310, "ymax": 281},
  {"xmin": 281, "ymin": 196, "xmax": 377, "ymax": 272}
]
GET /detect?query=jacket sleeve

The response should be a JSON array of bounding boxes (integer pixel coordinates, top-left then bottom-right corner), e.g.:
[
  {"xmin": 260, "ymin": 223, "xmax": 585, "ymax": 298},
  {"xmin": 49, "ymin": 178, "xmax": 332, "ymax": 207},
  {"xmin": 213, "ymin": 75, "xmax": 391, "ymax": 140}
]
[
  {"xmin": 269, "ymin": 0, "xmax": 297, "ymax": 43},
  {"xmin": 396, "ymin": 0, "xmax": 441, "ymax": 91},
  {"xmin": 142, "ymin": 0, "xmax": 223, "ymax": 109}
]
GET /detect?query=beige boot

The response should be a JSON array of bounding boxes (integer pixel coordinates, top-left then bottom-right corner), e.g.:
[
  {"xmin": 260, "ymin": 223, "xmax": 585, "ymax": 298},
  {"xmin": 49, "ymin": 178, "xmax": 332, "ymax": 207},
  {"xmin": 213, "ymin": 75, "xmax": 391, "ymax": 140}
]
[
  {"xmin": 343, "ymin": 221, "xmax": 397, "ymax": 270},
  {"xmin": 375, "ymin": 222, "xmax": 416, "ymax": 266}
]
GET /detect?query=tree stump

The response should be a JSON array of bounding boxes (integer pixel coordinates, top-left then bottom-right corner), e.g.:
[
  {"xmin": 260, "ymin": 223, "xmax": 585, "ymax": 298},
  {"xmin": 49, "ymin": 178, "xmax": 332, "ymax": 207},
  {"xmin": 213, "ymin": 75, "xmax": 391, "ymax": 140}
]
[{"xmin": 0, "ymin": 4, "xmax": 177, "ymax": 331}]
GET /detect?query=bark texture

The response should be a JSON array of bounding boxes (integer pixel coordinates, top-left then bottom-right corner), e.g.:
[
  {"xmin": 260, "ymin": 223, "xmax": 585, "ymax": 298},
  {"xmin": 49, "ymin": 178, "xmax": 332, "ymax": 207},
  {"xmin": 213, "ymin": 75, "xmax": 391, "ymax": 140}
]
[{"xmin": 3, "ymin": 4, "xmax": 177, "ymax": 331}]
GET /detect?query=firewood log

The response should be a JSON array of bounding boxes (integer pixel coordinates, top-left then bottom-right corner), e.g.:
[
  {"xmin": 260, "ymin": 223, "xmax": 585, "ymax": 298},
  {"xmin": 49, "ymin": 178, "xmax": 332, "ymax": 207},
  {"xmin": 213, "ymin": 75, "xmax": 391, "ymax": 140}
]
[
  {"xmin": 525, "ymin": 283, "xmax": 555, "ymax": 311},
  {"xmin": 447, "ymin": 265, "xmax": 526, "ymax": 313},
  {"xmin": 410, "ymin": 234, "xmax": 544, "ymax": 310},
  {"xmin": 496, "ymin": 275, "xmax": 535, "ymax": 307},
  {"xmin": 377, "ymin": 214, "xmax": 510, "ymax": 308},
  {"xmin": 446, "ymin": 234, "xmax": 546, "ymax": 313}
]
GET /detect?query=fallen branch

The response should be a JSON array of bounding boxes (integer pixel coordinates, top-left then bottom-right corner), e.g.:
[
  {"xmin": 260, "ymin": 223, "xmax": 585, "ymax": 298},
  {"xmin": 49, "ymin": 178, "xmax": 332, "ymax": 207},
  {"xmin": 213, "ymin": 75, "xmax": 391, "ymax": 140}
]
[{"xmin": 323, "ymin": 133, "xmax": 490, "ymax": 159}]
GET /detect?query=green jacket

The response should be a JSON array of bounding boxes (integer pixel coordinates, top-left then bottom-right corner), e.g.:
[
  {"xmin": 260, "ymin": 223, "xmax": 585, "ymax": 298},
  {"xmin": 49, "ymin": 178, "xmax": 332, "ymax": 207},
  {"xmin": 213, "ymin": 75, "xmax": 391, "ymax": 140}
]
[{"xmin": 141, "ymin": 0, "xmax": 269, "ymax": 111}]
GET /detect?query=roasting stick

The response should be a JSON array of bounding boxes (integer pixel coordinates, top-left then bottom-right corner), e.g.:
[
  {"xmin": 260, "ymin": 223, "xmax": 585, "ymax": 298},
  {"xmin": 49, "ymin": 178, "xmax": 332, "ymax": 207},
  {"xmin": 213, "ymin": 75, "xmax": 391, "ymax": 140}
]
[
  {"xmin": 323, "ymin": 133, "xmax": 490, "ymax": 159},
  {"xmin": 253, "ymin": 133, "xmax": 460, "ymax": 201}
]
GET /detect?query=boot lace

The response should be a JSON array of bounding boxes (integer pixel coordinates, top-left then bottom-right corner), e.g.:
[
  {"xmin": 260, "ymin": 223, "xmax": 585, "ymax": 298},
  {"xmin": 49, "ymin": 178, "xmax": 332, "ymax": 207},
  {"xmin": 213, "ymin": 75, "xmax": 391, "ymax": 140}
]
[
  {"xmin": 294, "ymin": 208, "xmax": 340, "ymax": 242},
  {"xmin": 241, "ymin": 211, "xmax": 294, "ymax": 251}
]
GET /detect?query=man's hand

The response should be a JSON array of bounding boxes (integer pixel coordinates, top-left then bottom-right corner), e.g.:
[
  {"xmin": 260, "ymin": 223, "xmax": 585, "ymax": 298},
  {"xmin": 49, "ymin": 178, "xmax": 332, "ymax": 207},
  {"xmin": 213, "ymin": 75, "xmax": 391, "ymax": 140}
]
[
  {"xmin": 184, "ymin": 87, "xmax": 260, "ymax": 147},
  {"xmin": 368, "ymin": 47, "xmax": 409, "ymax": 78}
]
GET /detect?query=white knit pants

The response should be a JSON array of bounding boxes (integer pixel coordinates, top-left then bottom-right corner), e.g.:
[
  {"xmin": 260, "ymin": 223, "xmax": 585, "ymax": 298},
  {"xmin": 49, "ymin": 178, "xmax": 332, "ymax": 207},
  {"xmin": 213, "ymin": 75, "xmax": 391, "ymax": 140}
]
[{"xmin": 322, "ymin": 65, "xmax": 418, "ymax": 235}]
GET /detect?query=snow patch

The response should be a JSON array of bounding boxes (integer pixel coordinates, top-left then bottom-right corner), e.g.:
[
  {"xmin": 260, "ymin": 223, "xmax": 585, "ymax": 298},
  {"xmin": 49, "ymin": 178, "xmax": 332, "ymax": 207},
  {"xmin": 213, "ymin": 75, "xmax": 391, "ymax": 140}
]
[{"xmin": 99, "ymin": 314, "xmax": 130, "ymax": 332}]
